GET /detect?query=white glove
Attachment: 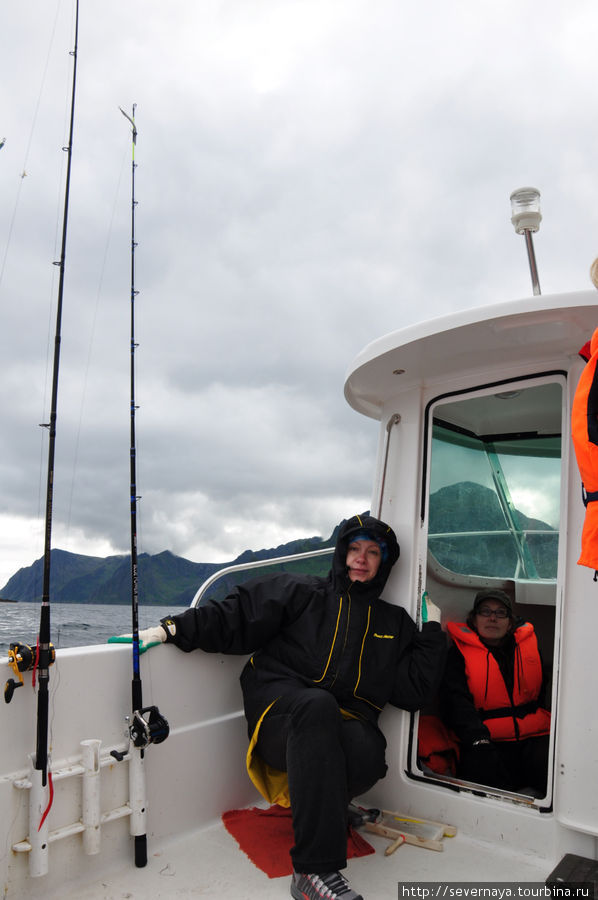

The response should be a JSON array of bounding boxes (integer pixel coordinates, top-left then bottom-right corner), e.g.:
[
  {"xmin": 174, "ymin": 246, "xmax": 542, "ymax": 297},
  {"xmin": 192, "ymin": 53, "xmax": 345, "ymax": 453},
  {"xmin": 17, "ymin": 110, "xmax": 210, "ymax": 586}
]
[
  {"xmin": 139, "ymin": 625, "xmax": 168, "ymax": 647},
  {"xmin": 422, "ymin": 593, "xmax": 441, "ymax": 624},
  {"xmin": 108, "ymin": 625, "xmax": 167, "ymax": 654}
]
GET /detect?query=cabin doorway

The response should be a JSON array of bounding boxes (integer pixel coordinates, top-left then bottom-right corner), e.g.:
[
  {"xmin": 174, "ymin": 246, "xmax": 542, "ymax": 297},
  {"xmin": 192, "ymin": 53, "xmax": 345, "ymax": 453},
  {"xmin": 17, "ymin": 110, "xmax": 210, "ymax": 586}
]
[{"xmin": 414, "ymin": 375, "xmax": 564, "ymax": 806}]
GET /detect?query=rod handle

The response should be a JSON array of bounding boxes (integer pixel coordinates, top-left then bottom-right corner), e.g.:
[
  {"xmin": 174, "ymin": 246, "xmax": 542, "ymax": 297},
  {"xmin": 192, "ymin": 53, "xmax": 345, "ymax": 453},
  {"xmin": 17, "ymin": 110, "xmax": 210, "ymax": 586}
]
[{"xmin": 135, "ymin": 834, "xmax": 147, "ymax": 868}]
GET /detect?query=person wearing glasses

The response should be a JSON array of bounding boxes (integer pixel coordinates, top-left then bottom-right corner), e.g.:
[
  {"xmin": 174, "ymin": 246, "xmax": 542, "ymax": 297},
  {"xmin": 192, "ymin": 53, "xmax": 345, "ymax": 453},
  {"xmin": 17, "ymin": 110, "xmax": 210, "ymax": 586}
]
[{"xmin": 441, "ymin": 589, "xmax": 551, "ymax": 795}]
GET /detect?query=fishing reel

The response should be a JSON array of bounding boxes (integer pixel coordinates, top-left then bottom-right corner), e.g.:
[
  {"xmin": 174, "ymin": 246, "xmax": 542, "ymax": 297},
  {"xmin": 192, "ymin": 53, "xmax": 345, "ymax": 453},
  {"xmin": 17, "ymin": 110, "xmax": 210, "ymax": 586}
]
[
  {"xmin": 4, "ymin": 641, "xmax": 55, "ymax": 704},
  {"xmin": 111, "ymin": 705, "xmax": 169, "ymax": 760},
  {"xmin": 130, "ymin": 705, "xmax": 169, "ymax": 749}
]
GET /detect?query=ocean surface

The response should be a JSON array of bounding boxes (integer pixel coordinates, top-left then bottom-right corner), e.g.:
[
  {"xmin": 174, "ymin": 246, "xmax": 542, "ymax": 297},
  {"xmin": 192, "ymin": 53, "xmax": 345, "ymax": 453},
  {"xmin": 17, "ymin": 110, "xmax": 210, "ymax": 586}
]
[{"xmin": 0, "ymin": 603, "xmax": 190, "ymax": 656}]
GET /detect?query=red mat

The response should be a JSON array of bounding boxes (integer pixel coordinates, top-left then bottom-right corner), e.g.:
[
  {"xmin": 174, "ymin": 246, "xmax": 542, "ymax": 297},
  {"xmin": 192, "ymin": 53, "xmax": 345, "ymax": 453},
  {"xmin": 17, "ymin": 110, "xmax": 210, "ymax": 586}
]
[{"xmin": 222, "ymin": 804, "xmax": 375, "ymax": 878}]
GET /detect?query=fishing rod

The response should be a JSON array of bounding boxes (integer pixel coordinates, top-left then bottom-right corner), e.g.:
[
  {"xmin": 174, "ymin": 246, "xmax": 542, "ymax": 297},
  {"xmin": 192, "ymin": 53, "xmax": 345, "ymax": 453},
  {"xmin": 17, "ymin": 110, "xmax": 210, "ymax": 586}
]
[
  {"xmin": 118, "ymin": 104, "xmax": 168, "ymax": 869},
  {"xmin": 35, "ymin": 0, "xmax": 80, "ymax": 793},
  {"xmin": 120, "ymin": 103, "xmax": 144, "ymax": 730}
]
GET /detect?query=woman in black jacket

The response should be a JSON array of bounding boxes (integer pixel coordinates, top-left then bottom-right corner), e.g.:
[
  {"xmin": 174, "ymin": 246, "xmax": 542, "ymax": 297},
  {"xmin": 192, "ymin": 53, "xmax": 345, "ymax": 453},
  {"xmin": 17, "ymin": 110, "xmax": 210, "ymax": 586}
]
[{"xmin": 132, "ymin": 514, "xmax": 446, "ymax": 900}]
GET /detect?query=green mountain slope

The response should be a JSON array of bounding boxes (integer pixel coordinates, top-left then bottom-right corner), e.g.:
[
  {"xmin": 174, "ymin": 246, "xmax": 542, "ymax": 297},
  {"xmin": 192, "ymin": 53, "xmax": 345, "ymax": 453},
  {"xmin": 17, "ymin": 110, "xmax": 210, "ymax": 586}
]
[{"xmin": 0, "ymin": 531, "xmax": 338, "ymax": 605}]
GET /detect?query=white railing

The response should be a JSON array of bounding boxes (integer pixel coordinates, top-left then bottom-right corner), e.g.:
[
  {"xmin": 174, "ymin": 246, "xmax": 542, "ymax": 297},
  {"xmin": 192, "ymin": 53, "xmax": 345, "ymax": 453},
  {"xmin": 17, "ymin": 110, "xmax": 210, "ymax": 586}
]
[{"xmin": 191, "ymin": 547, "xmax": 334, "ymax": 607}]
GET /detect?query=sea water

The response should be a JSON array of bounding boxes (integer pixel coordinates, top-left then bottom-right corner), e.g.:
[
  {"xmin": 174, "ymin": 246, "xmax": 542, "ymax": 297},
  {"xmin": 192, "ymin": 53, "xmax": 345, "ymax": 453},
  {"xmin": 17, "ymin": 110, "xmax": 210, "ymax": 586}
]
[{"xmin": 0, "ymin": 603, "xmax": 189, "ymax": 656}]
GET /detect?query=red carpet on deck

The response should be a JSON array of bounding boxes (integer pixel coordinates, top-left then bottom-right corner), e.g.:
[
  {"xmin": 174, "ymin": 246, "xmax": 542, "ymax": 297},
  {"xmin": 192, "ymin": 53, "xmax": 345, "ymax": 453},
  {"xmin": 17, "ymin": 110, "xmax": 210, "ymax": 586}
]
[{"xmin": 222, "ymin": 804, "xmax": 375, "ymax": 878}]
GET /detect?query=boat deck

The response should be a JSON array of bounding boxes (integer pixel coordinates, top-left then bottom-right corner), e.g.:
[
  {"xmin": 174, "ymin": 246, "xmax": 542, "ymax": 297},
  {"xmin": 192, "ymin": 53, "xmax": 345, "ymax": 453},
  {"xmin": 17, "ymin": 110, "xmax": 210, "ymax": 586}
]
[
  {"xmin": 1, "ymin": 647, "xmax": 575, "ymax": 900},
  {"xmin": 55, "ymin": 817, "xmax": 552, "ymax": 900}
]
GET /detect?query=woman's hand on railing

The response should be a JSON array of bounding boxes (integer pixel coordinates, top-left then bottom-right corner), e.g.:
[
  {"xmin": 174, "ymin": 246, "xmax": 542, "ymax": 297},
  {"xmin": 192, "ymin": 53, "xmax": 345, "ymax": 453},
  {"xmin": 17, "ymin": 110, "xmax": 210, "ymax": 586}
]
[{"xmin": 107, "ymin": 625, "xmax": 167, "ymax": 654}]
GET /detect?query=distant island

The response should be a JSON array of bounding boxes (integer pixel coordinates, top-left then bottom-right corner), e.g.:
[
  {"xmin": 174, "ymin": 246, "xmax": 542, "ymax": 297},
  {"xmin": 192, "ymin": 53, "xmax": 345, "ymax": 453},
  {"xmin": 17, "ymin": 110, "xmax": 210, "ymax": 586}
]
[{"xmin": 0, "ymin": 526, "xmax": 340, "ymax": 606}]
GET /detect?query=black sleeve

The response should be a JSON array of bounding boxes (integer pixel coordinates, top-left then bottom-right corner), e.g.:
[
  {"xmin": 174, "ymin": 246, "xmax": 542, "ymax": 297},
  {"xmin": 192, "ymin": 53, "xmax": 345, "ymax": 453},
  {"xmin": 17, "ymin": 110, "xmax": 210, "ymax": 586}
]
[
  {"xmin": 440, "ymin": 644, "xmax": 490, "ymax": 744},
  {"xmin": 160, "ymin": 573, "xmax": 312, "ymax": 655},
  {"xmin": 389, "ymin": 619, "xmax": 448, "ymax": 712}
]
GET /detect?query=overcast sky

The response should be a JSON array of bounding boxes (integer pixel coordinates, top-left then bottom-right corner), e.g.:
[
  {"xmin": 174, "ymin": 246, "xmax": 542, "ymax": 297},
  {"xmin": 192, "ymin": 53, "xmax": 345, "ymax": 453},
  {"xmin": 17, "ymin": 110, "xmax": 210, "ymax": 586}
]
[{"xmin": 1, "ymin": 0, "xmax": 598, "ymax": 590}]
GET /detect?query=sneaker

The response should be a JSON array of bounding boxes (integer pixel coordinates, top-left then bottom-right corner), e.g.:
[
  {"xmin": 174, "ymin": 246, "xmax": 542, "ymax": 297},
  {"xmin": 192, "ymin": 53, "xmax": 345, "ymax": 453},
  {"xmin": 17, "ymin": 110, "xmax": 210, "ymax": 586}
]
[{"xmin": 290, "ymin": 870, "xmax": 364, "ymax": 900}]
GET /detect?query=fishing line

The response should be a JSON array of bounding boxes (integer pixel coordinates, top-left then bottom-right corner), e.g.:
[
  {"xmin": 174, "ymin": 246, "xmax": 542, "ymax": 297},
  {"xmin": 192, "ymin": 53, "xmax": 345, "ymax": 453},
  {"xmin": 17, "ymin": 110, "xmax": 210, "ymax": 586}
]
[
  {"xmin": 0, "ymin": 788, "xmax": 25, "ymax": 865},
  {"xmin": 34, "ymin": 1, "xmax": 80, "ymax": 604},
  {"xmin": 33, "ymin": 270, "xmax": 61, "ymax": 605},
  {"xmin": 64, "ymin": 145, "xmax": 129, "ymax": 538},
  {"xmin": 0, "ymin": 0, "xmax": 63, "ymax": 294},
  {"xmin": 42, "ymin": 149, "xmax": 128, "ymax": 657}
]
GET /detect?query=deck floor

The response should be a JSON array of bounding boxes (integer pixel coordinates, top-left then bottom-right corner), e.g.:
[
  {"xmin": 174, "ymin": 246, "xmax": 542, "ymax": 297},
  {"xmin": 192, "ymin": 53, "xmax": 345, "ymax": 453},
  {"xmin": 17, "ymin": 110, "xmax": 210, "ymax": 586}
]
[{"xmin": 57, "ymin": 818, "xmax": 553, "ymax": 900}]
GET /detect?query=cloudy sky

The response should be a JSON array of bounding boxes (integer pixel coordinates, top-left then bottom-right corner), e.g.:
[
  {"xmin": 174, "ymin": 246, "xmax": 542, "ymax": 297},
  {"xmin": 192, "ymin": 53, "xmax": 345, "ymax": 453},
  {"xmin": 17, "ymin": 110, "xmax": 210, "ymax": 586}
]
[{"xmin": 1, "ymin": 0, "xmax": 598, "ymax": 590}]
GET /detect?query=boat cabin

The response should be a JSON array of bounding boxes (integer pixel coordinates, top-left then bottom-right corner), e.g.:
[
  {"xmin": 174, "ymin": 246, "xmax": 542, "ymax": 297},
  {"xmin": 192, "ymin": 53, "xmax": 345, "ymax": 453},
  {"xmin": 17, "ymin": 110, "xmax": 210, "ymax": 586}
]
[{"xmin": 345, "ymin": 289, "xmax": 598, "ymax": 849}]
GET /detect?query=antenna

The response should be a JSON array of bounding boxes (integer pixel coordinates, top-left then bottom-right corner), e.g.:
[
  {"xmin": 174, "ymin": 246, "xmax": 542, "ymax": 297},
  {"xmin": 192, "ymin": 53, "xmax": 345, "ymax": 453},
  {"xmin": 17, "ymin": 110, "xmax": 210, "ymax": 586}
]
[{"xmin": 510, "ymin": 187, "xmax": 542, "ymax": 296}]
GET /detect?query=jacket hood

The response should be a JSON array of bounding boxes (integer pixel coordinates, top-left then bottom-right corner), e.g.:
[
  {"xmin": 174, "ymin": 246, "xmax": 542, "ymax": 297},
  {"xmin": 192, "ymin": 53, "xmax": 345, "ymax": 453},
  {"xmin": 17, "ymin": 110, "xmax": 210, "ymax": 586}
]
[{"xmin": 332, "ymin": 513, "xmax": 400, "ymax": 595}]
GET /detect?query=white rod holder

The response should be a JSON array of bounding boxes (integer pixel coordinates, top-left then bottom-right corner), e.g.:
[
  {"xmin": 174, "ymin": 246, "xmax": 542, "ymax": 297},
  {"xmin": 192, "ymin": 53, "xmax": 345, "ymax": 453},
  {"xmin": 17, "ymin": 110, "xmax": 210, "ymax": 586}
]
[
  {"xmin": 128, "ymin": 747, "xmax": 147, "ymax": 838},
  {"xmin": 81, "ymin": 739, "xmax": 102, "ymax": 855},
  {"xmin": 28, "ymin": 758, "xmax": 49, "ymax": 877}
]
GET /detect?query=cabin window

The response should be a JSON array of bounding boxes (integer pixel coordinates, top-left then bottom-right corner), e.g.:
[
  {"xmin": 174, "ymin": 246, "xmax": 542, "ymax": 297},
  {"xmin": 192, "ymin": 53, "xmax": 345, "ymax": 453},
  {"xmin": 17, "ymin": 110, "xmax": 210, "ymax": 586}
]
[
  {"xmin": 428, "ymin": 382, "xmax": 562, "ymax": 580},
  {"xmin": 414, "ymin": 377, "xmax": 563, "ymax": 806}
]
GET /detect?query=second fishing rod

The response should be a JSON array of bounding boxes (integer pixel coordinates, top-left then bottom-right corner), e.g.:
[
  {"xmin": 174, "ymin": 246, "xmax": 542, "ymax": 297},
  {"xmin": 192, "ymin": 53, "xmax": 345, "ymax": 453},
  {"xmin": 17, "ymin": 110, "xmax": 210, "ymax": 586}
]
[{"xmin": 117, "ymin": 104, "xmax": 169, "ymax": 869}]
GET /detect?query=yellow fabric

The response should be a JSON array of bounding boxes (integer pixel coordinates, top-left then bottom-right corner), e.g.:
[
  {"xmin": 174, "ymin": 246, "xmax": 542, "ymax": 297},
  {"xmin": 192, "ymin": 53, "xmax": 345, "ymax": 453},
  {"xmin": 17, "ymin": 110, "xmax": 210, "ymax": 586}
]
[
  {"xmin": 246, "ymin": 700, "xmax": 291, "ymax": 807},
  {"xmin": 245, "ymin": 701, "xmax": 358, "ymax": 806}
]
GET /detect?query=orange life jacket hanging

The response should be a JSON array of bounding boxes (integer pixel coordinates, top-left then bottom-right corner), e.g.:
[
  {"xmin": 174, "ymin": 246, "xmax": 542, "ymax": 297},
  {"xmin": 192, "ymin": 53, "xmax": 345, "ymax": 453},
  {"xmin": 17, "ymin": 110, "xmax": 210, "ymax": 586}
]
[{"xmin": 571, "ymin": 326, "xmax": 598, "ymax": 574}]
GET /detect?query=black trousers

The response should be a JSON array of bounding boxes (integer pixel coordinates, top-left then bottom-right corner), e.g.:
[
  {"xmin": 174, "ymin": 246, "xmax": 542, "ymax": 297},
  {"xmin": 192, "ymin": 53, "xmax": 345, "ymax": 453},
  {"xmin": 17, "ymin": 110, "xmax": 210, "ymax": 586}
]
[{"xmin": 254, "ymin": 686, "xmax": 387, "ymax": 874}]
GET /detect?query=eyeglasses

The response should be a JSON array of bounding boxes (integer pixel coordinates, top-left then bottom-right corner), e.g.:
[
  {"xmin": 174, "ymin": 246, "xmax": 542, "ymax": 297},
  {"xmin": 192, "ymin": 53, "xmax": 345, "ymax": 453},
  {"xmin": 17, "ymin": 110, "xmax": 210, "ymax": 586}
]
[{"xmin": 476, "ymin": 607, "xmax": 509, "ymax": 619}]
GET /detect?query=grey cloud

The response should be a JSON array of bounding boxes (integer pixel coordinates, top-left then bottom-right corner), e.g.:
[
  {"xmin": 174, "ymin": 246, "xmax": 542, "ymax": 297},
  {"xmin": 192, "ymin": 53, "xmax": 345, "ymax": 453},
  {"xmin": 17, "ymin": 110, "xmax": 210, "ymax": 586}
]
[{"xmin": 1, "ymin": 0, "xmax": 598, "ymax": 585}]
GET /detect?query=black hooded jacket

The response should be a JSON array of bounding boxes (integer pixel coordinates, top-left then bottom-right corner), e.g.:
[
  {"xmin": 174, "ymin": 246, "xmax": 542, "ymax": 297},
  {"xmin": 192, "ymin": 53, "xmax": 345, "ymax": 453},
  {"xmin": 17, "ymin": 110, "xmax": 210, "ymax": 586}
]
[{"xmin": 162, "ymin": 515, "xmax": 446, "ymax": 733}]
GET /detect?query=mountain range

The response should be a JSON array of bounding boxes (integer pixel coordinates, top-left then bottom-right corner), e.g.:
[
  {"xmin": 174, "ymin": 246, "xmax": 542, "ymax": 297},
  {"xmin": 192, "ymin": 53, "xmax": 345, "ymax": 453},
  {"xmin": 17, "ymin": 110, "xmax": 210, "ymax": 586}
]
[
  {"xmin": 428, "ymin": 480, "xmax": 558, "ymax": 579},
  {"xmin": 0, "ymin": 530, "xmax": 339, "ymax": 606},
  {"xmin": 0, "ymin": 481, "xmax": 558, "ymax": 605}
]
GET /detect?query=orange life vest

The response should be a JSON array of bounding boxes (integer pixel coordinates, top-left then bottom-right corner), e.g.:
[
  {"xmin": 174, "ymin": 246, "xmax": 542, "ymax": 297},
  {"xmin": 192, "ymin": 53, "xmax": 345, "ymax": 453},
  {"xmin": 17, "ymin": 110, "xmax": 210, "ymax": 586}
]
[
  {"xmin": 417, "ymin": 714, "xmax": 460, "ymax": 776},
  {"xmin": 572, "ymin": 326, "xmax": 598, "ymax": 571},
  {"xmin": 446, "ymin": 621, "xmax": 551, "ymax": 742}
]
